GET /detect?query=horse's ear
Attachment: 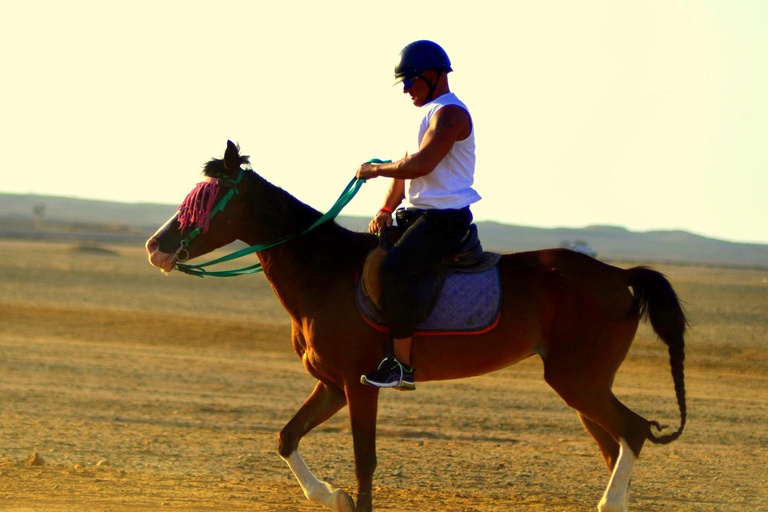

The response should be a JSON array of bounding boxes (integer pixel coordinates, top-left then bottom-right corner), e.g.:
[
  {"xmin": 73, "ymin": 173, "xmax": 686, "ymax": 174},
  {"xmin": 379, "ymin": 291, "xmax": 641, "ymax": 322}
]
[{"xmin": 224, "ymin": 140, "xmax": 240, "ymax": 173}]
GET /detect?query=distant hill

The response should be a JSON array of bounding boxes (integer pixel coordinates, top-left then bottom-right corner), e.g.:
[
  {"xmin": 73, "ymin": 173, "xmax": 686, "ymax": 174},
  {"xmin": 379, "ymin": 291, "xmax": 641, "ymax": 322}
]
[
  {"xmin": 1, "ymin": 193, "xmax": 178, "ymax": 230},
  {"xmin": 2, "ymin": 193, "xmax": 767, "ymax": 268},
  {"xmin": 472, "ymin": 222, "xmax": 768, "ymax": 268}
]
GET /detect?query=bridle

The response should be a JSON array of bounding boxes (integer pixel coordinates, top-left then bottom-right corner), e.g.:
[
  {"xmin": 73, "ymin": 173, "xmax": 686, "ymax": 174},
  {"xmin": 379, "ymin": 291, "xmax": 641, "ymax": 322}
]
[
  {"xmin": 170, "ymin": 162, "xmax": 384, "ymax": 278},
  {"xmin": 172, "ymin": 169, "xmax": 245, "ymax": 267}
]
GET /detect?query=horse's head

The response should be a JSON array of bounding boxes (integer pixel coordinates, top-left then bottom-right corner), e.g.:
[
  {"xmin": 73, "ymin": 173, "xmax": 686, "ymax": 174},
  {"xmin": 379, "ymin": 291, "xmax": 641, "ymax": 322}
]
[{"xmin": 146, "ymin": 140, "xmax": 252, "ymax": 273}]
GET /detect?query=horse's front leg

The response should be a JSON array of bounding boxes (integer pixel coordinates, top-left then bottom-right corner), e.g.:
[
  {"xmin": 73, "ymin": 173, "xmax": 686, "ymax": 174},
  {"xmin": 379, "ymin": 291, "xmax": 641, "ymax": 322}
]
[
  {"xmin": 346, "ymin": 385, "xmax": 380, "ymax": 512},
  {"xmin": 278, "ymin": 381, "xmax": 355, "ymax": 512}
]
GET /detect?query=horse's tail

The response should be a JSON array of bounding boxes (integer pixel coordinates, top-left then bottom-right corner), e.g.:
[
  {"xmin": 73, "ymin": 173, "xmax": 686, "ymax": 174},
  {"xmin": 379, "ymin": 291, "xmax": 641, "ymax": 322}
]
[{"xmin": 626, "ymin": 266, "xmax": 688, "ymax": 445}]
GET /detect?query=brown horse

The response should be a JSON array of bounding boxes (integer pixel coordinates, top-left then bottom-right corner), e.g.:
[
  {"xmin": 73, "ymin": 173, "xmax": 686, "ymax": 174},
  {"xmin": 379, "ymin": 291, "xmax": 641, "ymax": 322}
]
[{"xmin": 146, "ymin": 141, "xmax": 686, "ymax": 512}]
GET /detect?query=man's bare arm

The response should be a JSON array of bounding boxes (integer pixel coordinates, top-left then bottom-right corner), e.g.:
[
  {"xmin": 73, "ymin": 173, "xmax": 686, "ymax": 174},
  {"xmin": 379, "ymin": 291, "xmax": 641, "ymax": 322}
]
[{"xmin": 356, "ymin": 105, "xmax": 471, "ymax": 181}]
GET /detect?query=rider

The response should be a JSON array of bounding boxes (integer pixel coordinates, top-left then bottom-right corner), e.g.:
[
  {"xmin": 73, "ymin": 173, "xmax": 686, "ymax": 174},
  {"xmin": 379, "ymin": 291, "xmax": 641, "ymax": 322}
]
[{"xmin": 356, "ymin": 40, "xmax": 481, "ymax": 391}]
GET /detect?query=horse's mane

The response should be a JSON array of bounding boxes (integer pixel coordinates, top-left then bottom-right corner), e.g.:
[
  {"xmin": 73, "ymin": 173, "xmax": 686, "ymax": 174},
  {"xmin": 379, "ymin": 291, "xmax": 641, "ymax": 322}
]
[
  {"xmin": 202, "ymin": 153, "xmax": 251, "ymax": 177},
  {"xmin": 233, "ymin": 163, "xmax": 375, "ymax": 272}
]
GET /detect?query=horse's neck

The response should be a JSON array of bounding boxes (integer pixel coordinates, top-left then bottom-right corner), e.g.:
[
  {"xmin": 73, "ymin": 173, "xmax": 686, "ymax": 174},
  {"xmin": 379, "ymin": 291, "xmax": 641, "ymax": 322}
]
[
  {"xmin": 256, "ymin": 222, "xmax": 370, "ymax": 321},
  {"xmin": 240, "ymin": 176, "xmax": 371, "ymax": 320}
]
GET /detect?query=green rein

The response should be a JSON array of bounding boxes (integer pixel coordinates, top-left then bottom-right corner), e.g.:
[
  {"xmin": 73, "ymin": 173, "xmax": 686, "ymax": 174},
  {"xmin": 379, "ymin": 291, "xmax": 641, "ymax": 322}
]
[{"xmin": 175, "ymin": 161, "xmax": 387, "ymax": 278}]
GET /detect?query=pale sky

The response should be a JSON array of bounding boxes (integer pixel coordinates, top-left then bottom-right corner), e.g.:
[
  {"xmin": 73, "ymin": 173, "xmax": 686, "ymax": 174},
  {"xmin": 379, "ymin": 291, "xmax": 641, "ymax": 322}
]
[{"xmin": 2, "ymin": 1, "xmax": 767, "ymax": 244}]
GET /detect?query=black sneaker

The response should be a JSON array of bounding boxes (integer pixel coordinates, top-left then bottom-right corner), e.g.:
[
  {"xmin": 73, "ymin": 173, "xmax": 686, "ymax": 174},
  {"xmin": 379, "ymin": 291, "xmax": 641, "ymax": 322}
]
[{"xmin": 360, "ymin": 358, "xmax": 415, "ymax": 391}]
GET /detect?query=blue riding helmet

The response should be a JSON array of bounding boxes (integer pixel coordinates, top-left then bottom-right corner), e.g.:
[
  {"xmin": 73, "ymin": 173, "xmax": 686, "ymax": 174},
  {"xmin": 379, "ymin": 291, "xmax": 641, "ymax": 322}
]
[{"xmin": 394, "ymin": 40, "xmax": 453, "ymax": 86}]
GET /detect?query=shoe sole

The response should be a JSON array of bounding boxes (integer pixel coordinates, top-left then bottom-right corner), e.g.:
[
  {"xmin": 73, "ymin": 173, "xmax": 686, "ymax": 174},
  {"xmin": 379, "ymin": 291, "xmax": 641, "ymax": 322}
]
[{"xmin": 360, "ymin": 375, "xmax": 401, "ymax": 388}]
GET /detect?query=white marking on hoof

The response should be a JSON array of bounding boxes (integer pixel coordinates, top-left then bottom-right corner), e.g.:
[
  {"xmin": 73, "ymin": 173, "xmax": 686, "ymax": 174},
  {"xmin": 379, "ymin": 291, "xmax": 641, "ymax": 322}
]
[
  {"xmin": 282, "ymin": 450, "xmax": 355, "ymax": 511},
  {"xmin": 598, "ymin": 437, "xmax": 636, "ymax": 512}
]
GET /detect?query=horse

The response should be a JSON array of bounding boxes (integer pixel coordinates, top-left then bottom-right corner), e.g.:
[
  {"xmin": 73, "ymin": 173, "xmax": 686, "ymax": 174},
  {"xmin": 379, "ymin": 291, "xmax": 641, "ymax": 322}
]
[{"xmin": 145, "ymin": 141, "xmax": 686, "ymax": 512}]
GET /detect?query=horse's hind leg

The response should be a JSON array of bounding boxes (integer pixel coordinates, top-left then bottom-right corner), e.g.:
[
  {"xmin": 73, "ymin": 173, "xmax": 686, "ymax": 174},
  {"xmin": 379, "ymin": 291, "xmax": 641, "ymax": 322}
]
[
  {"xmin": 577, "ymin": 411, "xmax": 634, "ymax": 512},
  {"xmin": 598, "ymin": 435, "xmax": 638, "ymax": 512},
  {"xmin": 545, "ymin": 365, "xmax": 648, "ymax": 512},
  {"xmin": 578, "ymin": 412, "xmax": 620, "ymax": 470},
  {"xmin": 278, "ymin": 381, "xmax": 356, "ymax": 512}
]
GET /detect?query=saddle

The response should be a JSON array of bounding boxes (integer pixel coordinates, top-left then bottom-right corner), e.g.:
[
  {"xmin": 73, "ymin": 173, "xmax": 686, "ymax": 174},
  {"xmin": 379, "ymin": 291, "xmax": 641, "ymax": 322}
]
[{"xmin": 357, "ymin": 225, "xmax": 502, "ymax": 334}]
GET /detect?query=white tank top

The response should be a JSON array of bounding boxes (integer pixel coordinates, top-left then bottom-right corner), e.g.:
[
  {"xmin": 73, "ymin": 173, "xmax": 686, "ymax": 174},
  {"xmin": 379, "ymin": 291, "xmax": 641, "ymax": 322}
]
[{"xmin": 407, "ymin": 92, "xmax": 481, "ymax": 209}]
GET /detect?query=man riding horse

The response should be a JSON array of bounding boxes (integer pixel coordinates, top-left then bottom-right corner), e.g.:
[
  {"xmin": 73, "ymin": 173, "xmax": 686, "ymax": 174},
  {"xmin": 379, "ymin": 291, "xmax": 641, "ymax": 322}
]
[{"xmin": 357, "ymin": 40, "xmax": 481, "ymax": 391}]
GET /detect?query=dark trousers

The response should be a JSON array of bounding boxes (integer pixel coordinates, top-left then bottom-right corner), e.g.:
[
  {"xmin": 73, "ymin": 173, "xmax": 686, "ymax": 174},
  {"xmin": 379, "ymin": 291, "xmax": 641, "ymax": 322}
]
[{"xmin": 380, "ymin": 207, "xmax": 473, "ymax": 339}]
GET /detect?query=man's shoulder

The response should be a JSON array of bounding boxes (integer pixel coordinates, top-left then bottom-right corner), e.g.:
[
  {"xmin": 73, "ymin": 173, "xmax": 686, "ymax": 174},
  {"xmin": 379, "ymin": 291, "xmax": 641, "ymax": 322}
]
[
  {"xmin": 431, "ymin": 96, "xmax": 471, "ymax": 123},
  {"xmin": 432, "ymin": 104, "xmax": 470, "ymax": 122},
  {"xmin": 429, "ymin": 103, "xmax": 472, "ymax": 141},
  {"xmin": 420, "ymin": 93, "xmax": 472, "ymax": 139}
]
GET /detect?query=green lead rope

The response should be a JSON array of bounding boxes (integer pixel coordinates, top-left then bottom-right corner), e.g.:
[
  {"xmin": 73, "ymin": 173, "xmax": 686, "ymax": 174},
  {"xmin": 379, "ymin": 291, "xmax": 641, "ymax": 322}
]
[{"xmin": 176, "ymin": 160, "xmax": 388, "ymax": 278}]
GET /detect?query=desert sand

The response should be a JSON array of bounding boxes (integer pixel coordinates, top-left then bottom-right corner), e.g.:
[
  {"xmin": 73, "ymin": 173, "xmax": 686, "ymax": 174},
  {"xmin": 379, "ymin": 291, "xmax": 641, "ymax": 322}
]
[{"xmin": 1, "ymin": 240, "xmax": 766, "ymax": 511}]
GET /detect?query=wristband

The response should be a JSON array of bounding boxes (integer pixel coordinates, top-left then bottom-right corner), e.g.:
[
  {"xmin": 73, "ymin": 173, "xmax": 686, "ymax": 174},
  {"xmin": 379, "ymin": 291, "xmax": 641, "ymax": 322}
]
[{"xmin": 378, "ymin": 207, "xmax": 393, "ymax": 215}]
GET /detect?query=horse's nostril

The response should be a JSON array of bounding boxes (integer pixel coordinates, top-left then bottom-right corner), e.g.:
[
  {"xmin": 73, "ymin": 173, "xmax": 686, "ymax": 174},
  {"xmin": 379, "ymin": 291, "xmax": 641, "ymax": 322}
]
[{"xmin": 146, "ymin": 238, "xmax": 159, "ymax": 254}]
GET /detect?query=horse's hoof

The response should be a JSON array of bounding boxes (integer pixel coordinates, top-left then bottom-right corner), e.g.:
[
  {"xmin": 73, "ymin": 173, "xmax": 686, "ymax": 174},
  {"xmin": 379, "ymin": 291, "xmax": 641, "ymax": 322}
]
[{"xmin": 332, "ymin": 489, "xmax": 357, "ymax": 512}]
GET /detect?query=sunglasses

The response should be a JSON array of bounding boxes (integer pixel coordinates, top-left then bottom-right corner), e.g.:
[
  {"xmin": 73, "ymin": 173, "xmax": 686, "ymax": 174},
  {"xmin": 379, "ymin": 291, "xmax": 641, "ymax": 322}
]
[{"xmin": 402, "ymin": 76, "xmax": 422, "ymax": 89}]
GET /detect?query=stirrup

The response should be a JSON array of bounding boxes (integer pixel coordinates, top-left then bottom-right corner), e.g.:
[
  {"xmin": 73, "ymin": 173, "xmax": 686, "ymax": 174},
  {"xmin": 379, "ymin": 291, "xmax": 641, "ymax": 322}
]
[{"xmin": 360, "ymin": 358, "xmax": 415, "ymax": 390}]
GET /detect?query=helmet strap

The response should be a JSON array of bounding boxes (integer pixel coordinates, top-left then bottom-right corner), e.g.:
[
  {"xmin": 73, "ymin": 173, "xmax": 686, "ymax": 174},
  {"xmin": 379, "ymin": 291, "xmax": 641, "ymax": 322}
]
[{"xmin": 424, "ymin": 69, "xmax": 444, "ymax": 104}]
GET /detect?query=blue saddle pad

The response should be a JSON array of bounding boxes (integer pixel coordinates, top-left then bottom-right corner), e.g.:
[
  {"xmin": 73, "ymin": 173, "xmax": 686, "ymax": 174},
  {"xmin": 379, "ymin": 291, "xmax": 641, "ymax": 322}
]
[{"xmin": 356, "ymin": 264, "xmax": 502, "ymax": 334}]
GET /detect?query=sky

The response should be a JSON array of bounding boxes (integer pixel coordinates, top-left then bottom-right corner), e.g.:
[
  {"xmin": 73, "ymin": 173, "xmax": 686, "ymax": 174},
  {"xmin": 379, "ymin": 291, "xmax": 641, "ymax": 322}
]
[{"xmin": 2, "ymin": 1, "xmax": 767, "ymax": 244}]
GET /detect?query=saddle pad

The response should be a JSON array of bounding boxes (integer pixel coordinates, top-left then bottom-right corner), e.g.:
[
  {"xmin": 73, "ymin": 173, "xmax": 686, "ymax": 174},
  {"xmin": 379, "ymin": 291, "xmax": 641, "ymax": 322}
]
[{"xmin": 356, "ymin": 265, "xmax": 502, "ymax": 335}]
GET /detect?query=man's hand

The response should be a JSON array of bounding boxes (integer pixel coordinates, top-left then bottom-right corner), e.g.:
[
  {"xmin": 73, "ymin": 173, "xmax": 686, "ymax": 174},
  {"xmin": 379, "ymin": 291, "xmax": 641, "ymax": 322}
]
[
  {"xmin": 356, "ymin": 162, "xmax": 379, "ymax": 180},
  {"xmin": 368, "ymin": 210, "xmax": 393, "ymax": 233}
]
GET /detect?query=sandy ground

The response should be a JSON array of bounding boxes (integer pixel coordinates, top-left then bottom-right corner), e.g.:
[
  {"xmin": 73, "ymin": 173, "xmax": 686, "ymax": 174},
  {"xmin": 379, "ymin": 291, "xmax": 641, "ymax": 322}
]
[{"xmin": 1, "ymin": 240, "xmax": 767, "ymax": 511}]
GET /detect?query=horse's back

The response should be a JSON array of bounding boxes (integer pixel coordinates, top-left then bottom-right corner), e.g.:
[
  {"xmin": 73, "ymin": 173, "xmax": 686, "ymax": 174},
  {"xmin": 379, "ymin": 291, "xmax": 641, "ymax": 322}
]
[{"xmin": 498, "ymin": 248, "xmax": 634, "ymax": 314}]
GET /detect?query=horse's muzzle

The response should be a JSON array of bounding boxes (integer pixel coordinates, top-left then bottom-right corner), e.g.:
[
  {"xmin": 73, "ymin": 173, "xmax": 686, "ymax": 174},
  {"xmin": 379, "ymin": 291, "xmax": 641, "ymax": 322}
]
[{"xmin": 145, "ymin": 236, "xmax": 176, "ymax": 273}]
